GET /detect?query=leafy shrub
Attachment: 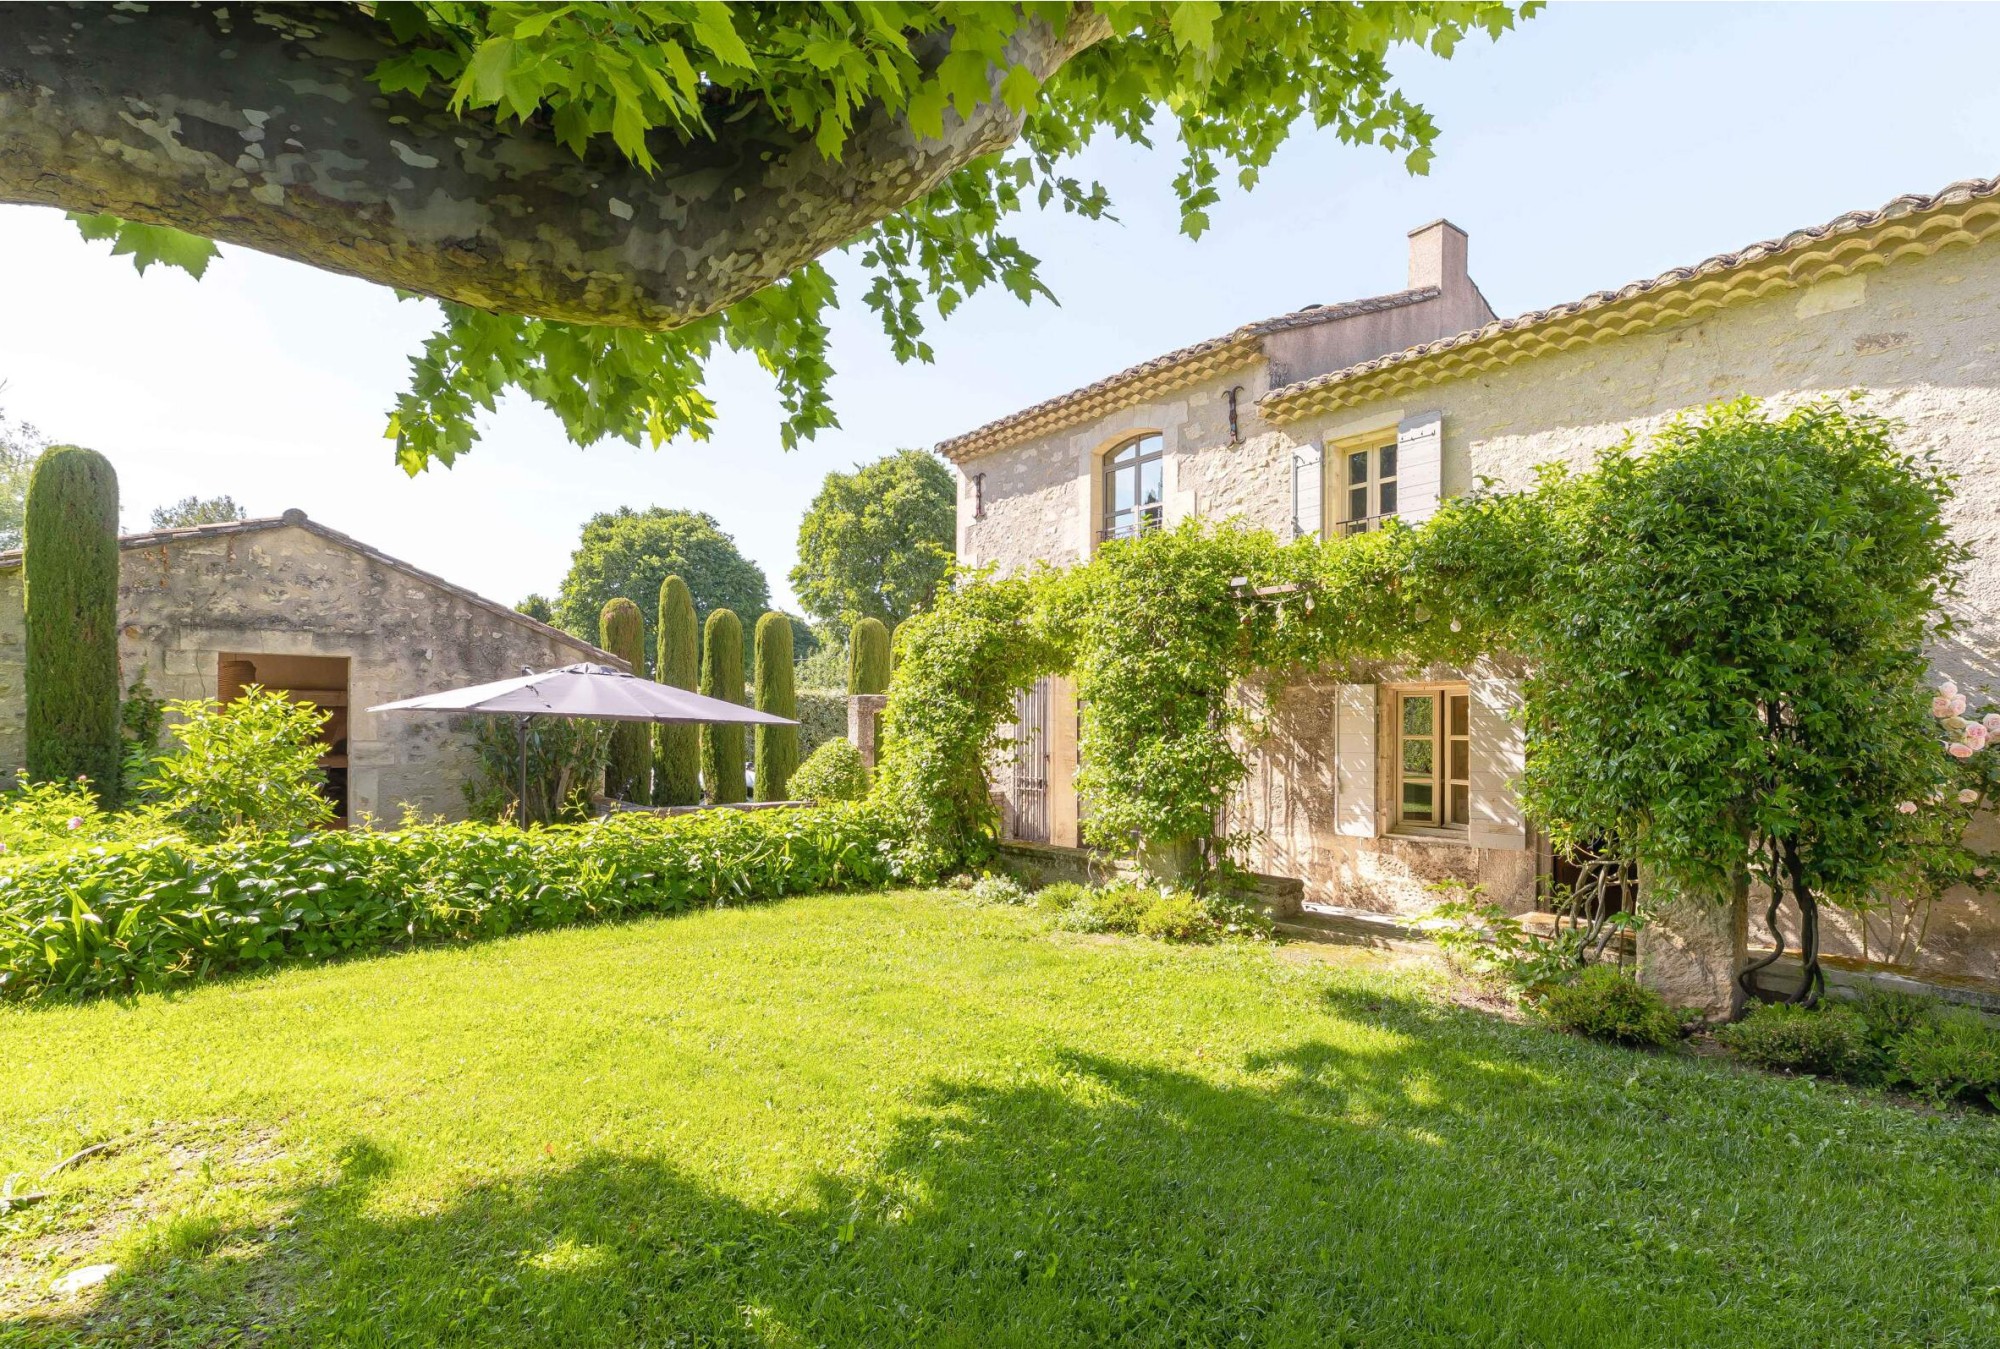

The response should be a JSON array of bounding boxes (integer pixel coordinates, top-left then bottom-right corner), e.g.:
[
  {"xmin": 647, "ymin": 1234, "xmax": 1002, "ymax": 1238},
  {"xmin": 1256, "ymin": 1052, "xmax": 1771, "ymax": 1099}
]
[
  {"xmin": 0, "ymin": 776, "xmax": 160, "ymax": 861},
  {"xmin": 0, "ymin": 803, "xmax": 894, "ymax": 1001},
  {"xmin": 1531, "ymin": 965, "xmax": 1686, "ymax": 1048},
  {"xmin": 140, "ymin": 690, "xmax": 332, "ymax": 841},
  {"xmin": 24, "ymin": 444, "xmax": 122, "ymax": 803},
  {"xmin": 965, "ymin": 872, "xmax": 1028, "ymax": 906},
  {"xmin": 1716, "ymin": 1002, "xmax": 1870, "ymax": 1076},
  {"xmin": 1135, "ymin": 890, "xmax": 1215, "ymax": 943},
  {"xmin": 1032, "ymin": 880, "xmax": 1091, "ymax": 914},
  {"xmin": 463, "ymin": 714, "xmax": 610, "ymax": 825},
  {"xmin": 1892, "ymin": 1008, "xmax": 2000, "ymax": 1108},
  {"xmin": 790, "ymin": 739, "xmax": 869, "ymax": 802}
]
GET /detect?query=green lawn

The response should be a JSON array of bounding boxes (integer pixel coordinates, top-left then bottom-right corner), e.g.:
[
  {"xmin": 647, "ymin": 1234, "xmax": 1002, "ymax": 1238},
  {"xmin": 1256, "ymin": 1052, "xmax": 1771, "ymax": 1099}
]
[{"xmin": 4, "ymin": 891, "xmax": 1998, "ymax": 1347}]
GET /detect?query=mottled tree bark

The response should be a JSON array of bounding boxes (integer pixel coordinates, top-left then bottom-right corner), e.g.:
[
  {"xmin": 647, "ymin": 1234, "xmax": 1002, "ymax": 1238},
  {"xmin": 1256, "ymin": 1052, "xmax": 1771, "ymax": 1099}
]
[{"xmin": 0, "ymin": 3, "xmax": 1106, "ymax": 327}]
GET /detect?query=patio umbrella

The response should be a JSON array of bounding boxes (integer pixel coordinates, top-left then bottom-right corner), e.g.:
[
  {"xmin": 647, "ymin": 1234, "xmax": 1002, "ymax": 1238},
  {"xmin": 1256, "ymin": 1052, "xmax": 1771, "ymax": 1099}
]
[{"xmin": 371, "ymin": 663, "xmax": 795, "ymax": 821}]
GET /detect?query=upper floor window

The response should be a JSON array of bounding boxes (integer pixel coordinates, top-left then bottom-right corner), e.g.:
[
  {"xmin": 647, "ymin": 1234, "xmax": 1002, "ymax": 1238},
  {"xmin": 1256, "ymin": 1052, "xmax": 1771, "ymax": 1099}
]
[
  {"xmin": 1101, "ymin": 433, "xmax": 1165, "ymax": 541},
  {"xmin": 1395, "ymin": 685, "xmax": 1470, "ymax": 832},
  {"xmin": 1339, "ymin": 442, "xmax": 1397, "ymax": 535}
]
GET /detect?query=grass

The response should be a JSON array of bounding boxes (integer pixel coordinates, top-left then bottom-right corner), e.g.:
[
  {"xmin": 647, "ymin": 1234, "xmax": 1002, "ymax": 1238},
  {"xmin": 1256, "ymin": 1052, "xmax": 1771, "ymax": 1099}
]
[{"xmin": 3, "ymin": 889, "xmax": 1999, "ymax": 1347}]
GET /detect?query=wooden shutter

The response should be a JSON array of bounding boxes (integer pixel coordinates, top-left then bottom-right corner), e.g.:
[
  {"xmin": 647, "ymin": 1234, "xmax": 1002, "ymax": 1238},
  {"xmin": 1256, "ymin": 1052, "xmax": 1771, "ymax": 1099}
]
[
  {"xmin": 1467, "ymin": 671, "xmax": 1528, "ymax": 850},
  {"xmin": 1335, "ymin": 682, "xmax": 1380, "ymax": 838},
  {"xmin": 1396, "ymin": 412, "xmax": 1443, "ymax": 524},
  {"xmin": 1292, "ymin": 444, "xmax": 1323, "ymax": 539}
]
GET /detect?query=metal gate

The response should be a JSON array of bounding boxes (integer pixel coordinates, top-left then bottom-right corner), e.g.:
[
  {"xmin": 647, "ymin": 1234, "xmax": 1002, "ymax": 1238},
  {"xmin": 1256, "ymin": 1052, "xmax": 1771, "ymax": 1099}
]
[{"xmin": 1007, "ymin": 677, "xmax": 1051, "ymax": 843}]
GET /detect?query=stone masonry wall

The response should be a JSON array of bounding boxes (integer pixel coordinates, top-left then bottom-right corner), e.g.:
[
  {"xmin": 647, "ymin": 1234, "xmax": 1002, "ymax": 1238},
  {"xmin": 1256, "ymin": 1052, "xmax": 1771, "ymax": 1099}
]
[{"xmin": 0, "ymin": 522, "xmax": 603, "ymax": 825}]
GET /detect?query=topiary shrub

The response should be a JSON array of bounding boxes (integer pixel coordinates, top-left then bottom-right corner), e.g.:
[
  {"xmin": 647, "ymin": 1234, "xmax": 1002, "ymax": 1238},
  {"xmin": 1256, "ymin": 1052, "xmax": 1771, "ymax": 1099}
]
[
  {"xmin": 700, "ymin": 608, "xmax": 745, "ymax": 804},
  {"xmin": 753, "ymin": 611, "xmax": 798, "ymax": 801},
  {"xmin": 1892, "ymin": 1008, "xmax": 2000, "ymax": 1108},
  {"xmin": 1717, "ymin": 1002, "xmax": 1870, "ymax": 1077},
  {"xmin": 24, "ymin": 445, "xmax": 122, "ymax": 805},
  {"xmin": 790, "ymin": 739, "xmax": 869, "ymax": 802},
  {"xmin": 849, "ymin": 616, "xmax": 890, "ymax": 695},
  {"xmin": 1531, "ymin": 965, "xmax": 1686, "ymax": 1048},
  {"xmin": 653, "ymin": 574, "xmax": 702, "ymax": 807},
  {"xmin": 598, "ymin": 597, "xmax": 650, "ymax": 802}
]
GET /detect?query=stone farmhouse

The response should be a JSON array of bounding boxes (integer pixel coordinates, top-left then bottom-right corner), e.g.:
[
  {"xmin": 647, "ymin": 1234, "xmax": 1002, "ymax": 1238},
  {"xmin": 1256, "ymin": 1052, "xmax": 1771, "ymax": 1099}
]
[
  {"xmin": 0, "ymin": 510, "xmax": 613, "ymax": 825},
  {"xmin": 943, "ymin": 176, "xmax": 2000, "ymax": 1007}
]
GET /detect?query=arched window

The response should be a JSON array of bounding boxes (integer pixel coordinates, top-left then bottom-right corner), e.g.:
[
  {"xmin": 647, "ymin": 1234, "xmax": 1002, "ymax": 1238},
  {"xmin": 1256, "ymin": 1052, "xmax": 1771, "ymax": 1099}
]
[{"xmin": 1100, "ymin": 434, "xmax": 1165, "ymax": 541}]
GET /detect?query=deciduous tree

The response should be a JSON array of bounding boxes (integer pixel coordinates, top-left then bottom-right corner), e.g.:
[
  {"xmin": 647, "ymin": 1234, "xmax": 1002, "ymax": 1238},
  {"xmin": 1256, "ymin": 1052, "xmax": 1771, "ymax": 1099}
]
[
  {"xmin": 792, "ymin": 449, "xmax": 954, "ymax": 628},
  {"xmin": 2, "ymin": 2, "xmax": 1534, "ymax": 470},
  {"xmin": 556, "ymin": 507, "xmax": 768, "ymax": 642}
]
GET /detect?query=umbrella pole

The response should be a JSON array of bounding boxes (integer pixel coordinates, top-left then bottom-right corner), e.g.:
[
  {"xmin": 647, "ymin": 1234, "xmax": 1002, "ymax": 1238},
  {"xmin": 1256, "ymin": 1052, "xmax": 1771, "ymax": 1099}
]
[{"xmin": 517, "ymin": 714, "xmax": 531, "ymax": 826}]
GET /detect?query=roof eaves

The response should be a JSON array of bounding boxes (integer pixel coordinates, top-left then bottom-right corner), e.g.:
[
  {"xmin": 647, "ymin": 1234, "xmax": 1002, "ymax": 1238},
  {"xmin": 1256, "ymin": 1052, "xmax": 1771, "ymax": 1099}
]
[
  {"xmin": 936, "ymin": 286, "xmax": 1440, "ymax": 463},
  {"xmin": 0, "ymin": 511, "xmax": 622, "ymax": 667},
  {"xmin": 1260, "ymin": 174, "xmax": 2000, "ymax": 424}
]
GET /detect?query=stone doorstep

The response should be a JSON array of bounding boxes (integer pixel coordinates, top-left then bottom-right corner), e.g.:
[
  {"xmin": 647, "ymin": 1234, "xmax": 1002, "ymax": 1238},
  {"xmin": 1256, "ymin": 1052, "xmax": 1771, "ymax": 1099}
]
[
  {"xmin": 1518, "ymin": 910, "xmax": 1638, "ymax": 958},
  {"xmin": 1274, "ymin": 904, "xmax": 1434, "ymax": 953}
]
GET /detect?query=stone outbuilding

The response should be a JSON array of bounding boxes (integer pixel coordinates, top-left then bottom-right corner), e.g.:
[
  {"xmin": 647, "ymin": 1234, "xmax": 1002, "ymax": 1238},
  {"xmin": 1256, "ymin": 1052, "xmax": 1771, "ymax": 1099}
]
[
  {"xmin": 944, "ymin": 176, "xmax": 2000, "ymax": 1013},
  {"xmin": 0, "ymin": 510, "xmax": 613, "ymax": 825}
]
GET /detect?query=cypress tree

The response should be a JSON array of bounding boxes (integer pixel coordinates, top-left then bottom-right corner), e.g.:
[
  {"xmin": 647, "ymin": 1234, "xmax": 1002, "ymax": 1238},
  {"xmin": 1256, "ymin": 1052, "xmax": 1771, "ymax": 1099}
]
[
  {"xmin": 24, "ymin": 446, "xmax": 121, "ymax": 803},
  {"xmin": 652, "ymin": 574, "xmax": 702, "ymax": 806},
  {"xmin": 700, "ymin": 608, "xmax": 746, "ymax": 804},
  {"xmin": 849, "ymin": 616, "xmax": 890, "ymax": 695},
  {"xmin": 752, "ymin": 611, "xmax": 798, "ymax": 801},
  {"xmin": 599, "ymin": 597, "xmax": 650, "ymax": 802}
]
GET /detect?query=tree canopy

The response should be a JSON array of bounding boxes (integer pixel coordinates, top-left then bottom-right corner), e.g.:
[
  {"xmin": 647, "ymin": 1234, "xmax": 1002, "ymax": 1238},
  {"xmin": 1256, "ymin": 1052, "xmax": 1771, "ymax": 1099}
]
[
  {"xmin": 792, "ymin": 448, "xmax": 955, "ymax": 628},
  {"xmin": 150, "ymin": 495, "xmax": 248, "ymax": 529},
  {"xmin": 0, "ymin": 407, "xmax": 47, "ymax": 552},
  {"xmin": 555, "ymin": 507, "xmax": 769, "ymax": 645},
  {"xmin": 2, "ymin": 2, "xmax": 1536, "ymax": 471}
]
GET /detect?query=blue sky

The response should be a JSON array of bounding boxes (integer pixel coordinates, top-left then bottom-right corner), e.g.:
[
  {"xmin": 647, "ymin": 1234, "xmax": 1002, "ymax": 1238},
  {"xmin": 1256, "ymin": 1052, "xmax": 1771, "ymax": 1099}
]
[{"xmin": 1, "ymin": 2, "xmax": 1995, "ymax": 616}]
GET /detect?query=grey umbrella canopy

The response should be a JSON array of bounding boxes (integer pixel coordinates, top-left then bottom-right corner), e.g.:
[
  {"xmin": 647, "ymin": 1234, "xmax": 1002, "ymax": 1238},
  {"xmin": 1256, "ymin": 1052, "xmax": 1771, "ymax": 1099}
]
[
  {"xmin": 371, "ymin": 663, "xmax": 794, "ymax": 726},
  {"xmin": 371, "ymin": 663, "xmax": 794, "ymax": 821}
]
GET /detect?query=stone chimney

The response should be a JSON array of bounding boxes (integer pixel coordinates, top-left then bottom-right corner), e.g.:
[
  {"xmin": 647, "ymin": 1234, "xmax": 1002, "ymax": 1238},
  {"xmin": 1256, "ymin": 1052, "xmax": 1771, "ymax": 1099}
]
[{"xmin": 1407, "ymin": 219, "xmax": 1470, "ymax": 292}]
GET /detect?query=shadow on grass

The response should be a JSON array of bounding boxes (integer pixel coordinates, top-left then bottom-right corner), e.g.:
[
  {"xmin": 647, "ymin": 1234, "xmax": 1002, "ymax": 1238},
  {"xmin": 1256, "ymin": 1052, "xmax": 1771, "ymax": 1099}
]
[{"xmin": 13, "ymin": 987, "xmax": 2000, "ymax": 1347}]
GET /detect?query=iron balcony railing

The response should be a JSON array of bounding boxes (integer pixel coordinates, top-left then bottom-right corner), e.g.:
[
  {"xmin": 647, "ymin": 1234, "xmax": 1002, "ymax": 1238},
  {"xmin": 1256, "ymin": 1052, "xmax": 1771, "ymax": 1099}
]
[
  {"xmin": 1097, "ymin": 507, "xmax": 1165, "ymax": 544},
  {"xmin": 1335, "ymin": 513, "xmax": 1399, "ymax": 537}
]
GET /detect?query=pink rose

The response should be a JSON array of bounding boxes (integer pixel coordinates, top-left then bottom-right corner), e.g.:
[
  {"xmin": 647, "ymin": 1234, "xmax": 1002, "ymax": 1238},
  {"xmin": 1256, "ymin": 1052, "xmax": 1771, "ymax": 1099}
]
[
  {"xmin": 1967, "ymin": 723, "xmax": 1992, "ymax": 750},
  {"xmin": 1985, "ymin": 713, "xmax": 2000, "ymax": 733},
  {"xmin": 1897, "ymin": 801, "xmax": 1919, "ymax": 814},
  {"xmin": 1934, "ymin": 695, "xmax": 1954, "ymax": 718},
  {"xmin": 1961, "ymin": 788, "xmax": 1982, "ymax": 804},
  {"xmin": 1942, "ymin": 680, "xmax": 1960, "ymax": 699},
  {"xmin": 1953, "ymin": 694, "xmax": 1970, "ymax": 716},
  {"xmin": 1948, "ymin": 743, "xmax": 1976, "ymax": 759}
]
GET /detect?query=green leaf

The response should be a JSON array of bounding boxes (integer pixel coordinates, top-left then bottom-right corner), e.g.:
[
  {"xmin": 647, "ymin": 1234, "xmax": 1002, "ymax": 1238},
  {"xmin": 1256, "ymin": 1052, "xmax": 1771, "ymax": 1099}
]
[
  {"xmin": 689, "ymin": 1, "xmax": 754, "ymax": 69},
  {"xmin": 464, "ymin": 36, "xmax": 517, "ymax": 107},
  {"xmin": 67, "ymin": 213, "xmax": 219, "ymax": 279}
]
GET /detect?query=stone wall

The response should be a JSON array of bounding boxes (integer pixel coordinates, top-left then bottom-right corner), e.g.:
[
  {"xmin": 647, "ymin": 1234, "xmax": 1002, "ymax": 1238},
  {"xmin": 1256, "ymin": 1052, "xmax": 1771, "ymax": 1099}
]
[{"xmin": 0, "ymin": 520, "xmax": 604, "ymax": 824}]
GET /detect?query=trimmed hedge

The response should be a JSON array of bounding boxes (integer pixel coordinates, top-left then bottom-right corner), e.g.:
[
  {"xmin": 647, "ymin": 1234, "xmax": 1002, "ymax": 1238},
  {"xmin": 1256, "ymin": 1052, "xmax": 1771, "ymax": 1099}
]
[
  {"xmin": 795, "ymin": 691, "xmax": 847, "ymax": 759},
  {"xmin": 24, "ymin": 445, "xmax": 122, "ymax": 803},
  {"xmin": 0, "ymin": 804, "xmax": 894, "ymax": 1001},
  {"xmin": 791, "ymin": 738, "xmax": 869, "ymax": 802},
  {"xmin": 599, "ymin": 597, "xmax": 650, "ymax": 803},
  {"xmin": 849, "ymin": 617, "xmax": 890, "ymax": 695},
  {"xmin": 753, "ymin": 611, "xmax": 798, "ymax": 801},
  {"xmin": 653, "ymin": 574, "xmax": 702, "ymax": 806},
  {"xmin": 700, "ymin": 609, "xmax": 746, "ymax": 804}
]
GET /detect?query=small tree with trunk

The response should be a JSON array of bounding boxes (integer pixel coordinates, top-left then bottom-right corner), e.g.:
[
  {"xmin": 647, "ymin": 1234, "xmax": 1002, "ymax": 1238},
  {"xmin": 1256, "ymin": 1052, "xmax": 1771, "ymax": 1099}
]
[
  {"xmin": 700, "ymin": 609, "xmax": 746, "ymax": 805},
  {"xmin": 24, "ymin": 445, "xmax": 121, "ymax": 803},
  {"xmin": 598, "ymin": 597, "xmax": 649, "ymax": 803},
  {"xmin": 753, "ymin": 612, "xmax": 798, "ymax": 801},
  {"xmin": 1426, "ymin": 399, "xmax": 1967, "ymax": 1005},
  {"xmin": 653, "ymin": 574, "xmax": 703, "ymax": 807}
]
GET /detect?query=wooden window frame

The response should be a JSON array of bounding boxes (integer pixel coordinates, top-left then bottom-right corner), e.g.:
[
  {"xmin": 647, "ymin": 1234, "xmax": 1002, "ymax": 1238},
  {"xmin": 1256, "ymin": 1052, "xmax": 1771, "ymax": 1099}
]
[
  {"xmin": 1390, "ymin": 683, "xmax": 1470, "ymax": 837},
  {"xmin": 1099, "ymin": 433, "xmax": 1166, "ymax": 542},
  {"xmin": 1338, "ymin": 439, "xmax": 1399, "ymax": 536}
]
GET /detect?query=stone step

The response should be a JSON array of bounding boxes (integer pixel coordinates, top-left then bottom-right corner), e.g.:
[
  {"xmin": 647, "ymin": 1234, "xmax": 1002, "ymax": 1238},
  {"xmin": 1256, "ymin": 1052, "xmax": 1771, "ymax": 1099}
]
[{"xmin": 1273, "ymin": 907, "xmax": 1433, "ymax": 953}]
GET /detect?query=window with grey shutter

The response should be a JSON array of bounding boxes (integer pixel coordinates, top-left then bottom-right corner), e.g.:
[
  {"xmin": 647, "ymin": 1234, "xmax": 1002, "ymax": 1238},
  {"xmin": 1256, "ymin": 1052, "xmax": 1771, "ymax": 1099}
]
[{"xmin": 1292, "ymin": 444, "xmax": 1323, "ymax": 539}]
